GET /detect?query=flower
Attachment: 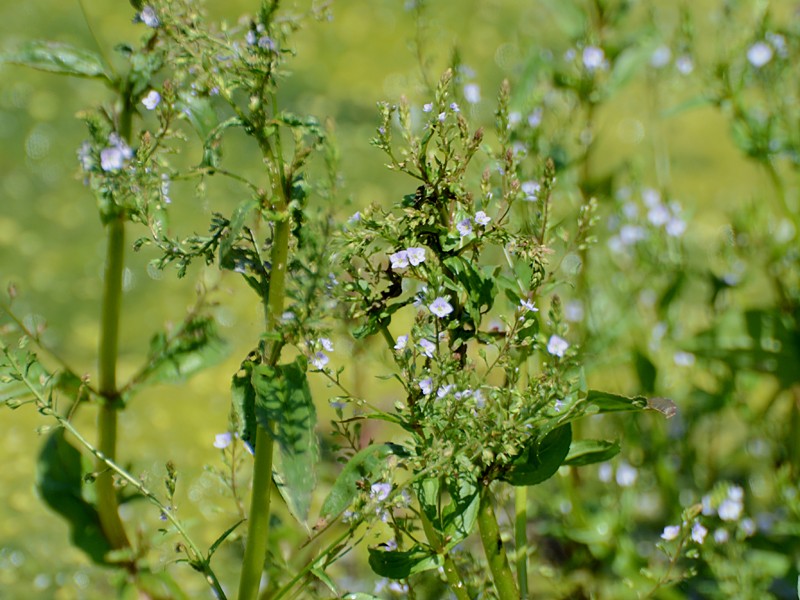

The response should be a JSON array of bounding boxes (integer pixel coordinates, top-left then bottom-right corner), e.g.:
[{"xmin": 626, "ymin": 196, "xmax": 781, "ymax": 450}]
[
  {"xmin": 437, "ymin": 112, "xmax": 447, "ymax": 123},
  {"xmin": 77, "ymin": 141, "xmax": 93, "ymax": 171},
  {"xmin": 582, "ymin": 46, "xmax": 606, "ymax": 71},
  {"xmin": 528, "ymin": 108, "xmax": 543, "ymax": 128},
  {"xmin": 650, "ymin": 45, "xmax": 671, "ymax": 68},
  {"xmin": 406, "ymin": 247, "xmax": 426, "ymax": 266},
  {"xmin": 419, "ymin": 377, "xmax": 433, "ymax": 395},
  {"xmin": 666, "ymin": 217, "xmax": 686, "ymax": 237},
  {"xmin": 713, "ymin": 528, "xmax": 729, "ymax": 544},
  {"xmin": 456, "ymin": 218, "xmax": 472, "ymax": 237},
  {"xmin": 464, "ymin": 83, "xmax": 481, "ymax": 104},
  {"xmin": 429, "ymin": 297, "xmax": 453, "ymax": 318},
  {"xmin": 319, "ymin": 337, "xmax": 334, "ymax": 352},
  {"xmin": 564, "ymin": 300, "xmax": 584, "ymax": 322},
  {"xmin": 160, "ymin": 174, "xmax": 171, "ymax": 204},
  {"xmin": 691, "ymin": 522, "xmax": 708, "ymax": 544},
  {"xmin": 419, "ymin": 339, "xmax": 436, "ymax": 358},
  {"xmin": 521, "ymin": 181, "xmax": 541, "ymax": 201},
  {"xmin": 437, "ymin": 384, "xmax": 453, "ymax": 399},
  {"xmin": 475, "ymin": 211, "xmax": 491, "ymax": 226},
  {"xmin": 547, "ymin": 334, "xmax": 569, "ymax": 358},
  {"xmin": 100, "ymin": 133, "xmax": 133, "ymax": 172},
  {"xmin": 423, "ymin": 102, "xmax": 433, "ymax": 113},
  {"xmin": 675, "ymin": 55, "xmax": 694, "ymax": 75},
  {"xmin": 370, "ymin": 482, "xmax": 392, "ymax": 502},
  {"xmin": 245, "ymin": 30, "xmax": 257, "ymax": 45},
  {"xmin": 394, "ymin": 335, "xmax": 408, "ymax": 351},
  {"xmin": 553, "ymin": 399, "xmax": 565, "ymax": 413},
  {"xmin": 673, "ymin": 351, "xmax": 695, "ymax": 367},
  {"xmin": 389, "ymin": 250, "xmax": 409, "ymax": 269},
  {"xmin": 449, "ymin": 102, "xmax": 460, "ymax": 112},
  {"xmin": 661, "ymin": 525, "xmax": 681, "ymax": 541},
  {"xmin": 139, "ymin": 6, "xmax": 160, "ymax": 28},
  {"xmin": 311, "ymin": 351, "xmax": 329, "ymax": 370},
  {"xmin": 520, "ymin": 299, "xmax": 538, "ymax": 313},
  {"xmin": 718, "ymin": 498, "xmax": 743, "ymax": 521},
  {"xmin": 747, "ymin": 41, "xmax": 773, "ymax": 68},
  {"xmin": 142, "ymin": 90, "xmax": 161, "ymax": 110},
  {"xmin": 598, "ymin": 463, "xmax": 613, "ymax": 483},
  {"xmin": 213, "ymin": 432, "xmax": 232, "ymax": 449}
]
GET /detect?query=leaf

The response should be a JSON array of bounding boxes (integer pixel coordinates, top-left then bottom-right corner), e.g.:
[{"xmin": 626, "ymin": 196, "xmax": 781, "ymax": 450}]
[
  {"xmin": 634, "ymin": 349, "xmax": 656, "ymax": 394},
  {"xmin": 219, "ymin": 200, "xmax": 259, "ymax": 271},
  {"xmin": 319, "ymin": 443, "xmax": 407, "ymax": 522},
  {"xmin": 564, "ymin": 440, "xmax": 620, "ymax": 466},
  {"xmin": 585, "ymin": 389, "xmax": 648, "ymax": 413},
  {"xmin": 439, "ymin": 469, "xmax": 480, "ymax": 549},
  {"xmin": 501, "ymin": 423, "xmax": 572, "ymax": 486},
  {"xmin": 606, "ymin": 43, "xmax": 652, "ymax": 97},
  {"xmin": 177, "ymin": 92, "xmax": 219, "ymax": 141},
  {"xmin": 207, "ymin": 518, "xmax": 245, "ymax": 560},
  {"xmin": 252, "ymin": 357, "xmax": 319, "ymax": 525},
  {"xmin": 36, "ymin": 430, "xmax": 111, "ymax": 565},
  {"xmin": 367, "ymin": 545, "xmax": 442, "ymax": 579},
  {"xmin": 138, "ymin": 315, "xmax": 228, "ymax": 386},
  {"xmin": 1, "ymin": 41, "xmax": 110, "ymax": 81}
]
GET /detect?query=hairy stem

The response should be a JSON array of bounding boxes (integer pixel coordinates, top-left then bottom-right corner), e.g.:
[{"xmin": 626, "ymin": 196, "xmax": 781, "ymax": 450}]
[{"xmin": 478, "ymin": 487, "xmax": 519, "ymax": 599}]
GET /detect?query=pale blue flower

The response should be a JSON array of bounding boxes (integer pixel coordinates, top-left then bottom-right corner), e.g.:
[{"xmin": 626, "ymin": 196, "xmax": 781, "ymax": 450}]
[
  {"xmin": 142, "ymin": 90, "xmax": 161, "ymax": 110},
  {"xmin": 747, "ymin": 41, "xmax": 773, "ymax": 68},
  {"xmin": 419, "ymin": 339, "xmax": 435, "ymax": 358},
  {"xmin": 311, "ymin": 351, "xmax": 329, "ymax": 370},
  {"xmin": 213, "ymin": 432, "xmax": 232, "ymax": 449},
  {"xmin": 429, "ymin": 297, "xmax": 453, "ymax": 318},
  {"xmin": 100, "ymin": 133, "xmax": 133, "ymax": 172},
  {"xmin": 528, "ymin": 108, "xmax": 543, "ymax": 128},
  {"xmin": 456, "ymin": 218, "xmax": 472, "ymax": 237},
  {"xmin": 464, "ymin": 83, "xmax": 480, "ymax": 104},
  {"xmin": 691, "ymin": 522, "xmax": 708, "ymax": 544},
  {"xmin": 370, "ymin": 482, "xmax": 392, "ymax": 502},
  {"xmin": 390, "ymin": 250, "xmax": 409, "ymax": 269},
  {"xmin": 521, "ymin": 181, "xmax": 541, "ymax": 201},
  {"xmin": 406, "ymin": 247, "xmax": 426, "ymax": 266},
  {"xmin": 319, "ymin": 337, "xmax": 334, "ymax": 352},
  {"xmin": 450, "ymin": 102, "xmax": 460, "ymax": 112},
  {"xmin": 438, "ymin": 112, "xmax": 447, "ymax": 123},
  {"xmin": 139, "ymin": 6, "xmax": 160, "ymax": 27},
  {"xmin": 394, "ymin": 335, "xmax": 408, "ymax": 351},
  {"xmin": 661, "ymin": 525, "xmax": 680, "ymax": 541},
  {"xmin": 650, "ymin": 45, "xmax": 671, "ymax": 68},
  {"xmin": 675, "ymin": 55, "xmax": 694, "ymax": 75},
  {"xmin": 475, "ymin": 211, "xmax": 491, "ymax": 226},
  {"xmin": 582, "ymin": 46, "xmax": 606, "ymax": 71},
  {"xmin": 616, "ymin": 462, "xmax": 638, "ymax": 487},
  {"xmin": 419, "ymin": 377, "xmax": 433, "ymax": 394},
  {"xmin": 423, "ymin": 102, "xmax": 433, "ymax": 113}
]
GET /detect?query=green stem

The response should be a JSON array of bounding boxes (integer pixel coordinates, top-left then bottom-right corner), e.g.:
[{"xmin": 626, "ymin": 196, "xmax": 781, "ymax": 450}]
[
  {"xmin": 96, "ymin": 215, "xmax": 130, "ymax": 551},
  {"xmin": 238, "ymin": 202, "xmax": 291, "ymax": 600},
  {"xmin": 419, "ymin": 511, "xmax": 471, "ymax": 600},
  {"xmin": 515, "ymin": 487, "xmax": 528, "ymax": 599},
  {"xmin": 477, "ymin": 487, "xmax": 519, "ymax": 599}
]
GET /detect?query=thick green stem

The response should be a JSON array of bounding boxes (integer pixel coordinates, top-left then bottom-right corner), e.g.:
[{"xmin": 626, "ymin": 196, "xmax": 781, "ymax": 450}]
[
  {"xmin": 515, "ymin": 486, "xmax": 528, "ymax": 599},
  {"xmin": 96, "ymin": 215, "xmax": 130, "ymax": 551},
  {"xmin": 238, "ymin": 204, "xmax": 291, "ymax": 600},
  {"xmin": 419, "ymin": 511, "xmax": 471, "ymax": 600},
  {"xmin": 478, "ymin": 487, "xmax": 519, "ymax": 599}
]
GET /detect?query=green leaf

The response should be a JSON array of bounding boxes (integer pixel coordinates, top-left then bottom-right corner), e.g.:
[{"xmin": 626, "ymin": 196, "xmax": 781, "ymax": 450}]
[
  {"xmin": 252, "ymin": 357, "xmax": 319, "ymax": 525},
  {"xmin": 207, "ymin": 518, "xmax": 245, "ymax": 560},
  {"xmin": 1, "ymin": 41, "xmax": 110, "ymax": 81},
  {"xmin": 319, "ymin": 443, "xmax": 407, "ymax": 522},
  {"xmin": 439, "ymin": 470, "xmax": 480, "ymax": 549},
  {"xmin": 132, "ymin": 570, "xmax": 189, "ymax": 600},
  {"xmin": 564, "ymin": 440, "xmax": 620, "ymax": 466},
  {"xmin": 585, "ymin": 390, "xmax": 648, "ymax": 413},
  {"xmin": 220, "ymin": 199, "xmax": 259, "ymax": 271},
  {"xmin": 36, "ymin": 430, "xmax": 111, "ymax": 565},
  {"xmin": 138, "ymin": 315, "xmax": 228, "ymax": 386},
  {"xmin": 442, "ymin": 256, "xmax": 496, "ymax": 324},
  {"xmin": 633, "ymin": 349, "xmax": 656, "ymax": 394},
  {"xmin": 367, "ymin": 545, "xmax": 442, "ymax": 579},
  {"xmin": 501, "ymin": 423, "xmax": 572, "ymax": 486},
  {"xmin": 606, "ymin": 43, "xmax": 651, "ymax": 97}
]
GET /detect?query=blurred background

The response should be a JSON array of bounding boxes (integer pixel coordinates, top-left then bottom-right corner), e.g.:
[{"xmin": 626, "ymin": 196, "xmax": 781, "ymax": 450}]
[{"xmin": 1, "ymin": 0, "xmax": 797, "ymax": 598}]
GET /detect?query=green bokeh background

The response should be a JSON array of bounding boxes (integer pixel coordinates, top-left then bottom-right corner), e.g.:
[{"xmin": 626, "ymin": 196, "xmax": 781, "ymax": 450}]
[{"xmin": 0, "ymin": 1, "xmax": 786, "ymax": 598}]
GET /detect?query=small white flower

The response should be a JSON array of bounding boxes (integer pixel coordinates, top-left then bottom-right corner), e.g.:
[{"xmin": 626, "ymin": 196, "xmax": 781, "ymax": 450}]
[
  {"xmin": 747, "ymin": 41, "xmax": 773, "ymax": 68},
  {"xmin": 245, "ymin": 30, "xmax": 257, "ymax": 45},
  {"xmin": 77, "ymin": 141, "xmax": 93, "ymax": 171},
  {"xmin": 666, "ymin": 217, "xmax": 686, "ymax": 237},
  {"xmin": 521, "ymin": 181, "xmax": 541, "ymax": 201},
  {"xmin": 142, "ymin": 90, "xmax": 161, "ymax": 110},
  {"xmin": 691, "ymin": 522, "xmax": 708, "ymax": 544},
  {"xmin": 475, "ymin": 211, "xmax": 491, "ymax": 226},
  {"xmin": 100, "ymin": 133, "xmax": 133, "ymax": 172},
  {"xmin": 319, "ymin": 338, "xmax": 334, "ymax": 352},
  {"xmin": 547, "ymin": 334, "xmax": 569, "ymax": 358},
  {"xmin": 473, "ymin": 389, "xmax": 485, "ymax": 408},
  {"xmin": 661, "ymin": 525, "xmax": 681, "ymax": 541},
  {"xmin": 464, "ymin": 83, "xmax": 481, "ymax": 104},
  {"xmin": 311, "ymin": 351, "xmax": 329, "ymax": 370},
  {"xmin": 423, "ymin": 102, "xmax": 433, "ymax": 113},
  {"xmin": 419, "ymin": 339, "xmax": 436, "ymax": 358},
  {"xmin": 160, "ymin": 173, "xmax": 171, "ymax": 204},
  {"xmin": 564, "ymin": 300, "xmax": 584, "ymax": 322},
  {"xmin": 740, "ymin": 518, "xmax": 756, "ymax": 536},
  {"xmin": 139, "ymin": 6, "xmax": 160, "ymax": 28},
  {"xmin": 406, "ymin": 247, "xmax": 426, "ymax": 266},
  {"xmin": 647, "ymin": 204, "xmax": 671, "ymax": 226},
  {"xmin": 553, "ymin": 399, "xmax": 565, "ymax": 413},
  {"xmin": 394, "ymin": 335, "xmax": 408, "ymax": 351},
  {"xmin": 520, "ymin": 299, "xmax": 538, "ymax": 313},
  {"xmin": 718, "ymin": 498, "xmax": 743, "ymax": 521},
  {"xmin": 582, "ymin": 45, "xmax": 606, "ymax": 71},
  {"xmin": 436, "ymin": 384, "xmax": 453, "ymax": 399},
  {"xmin": 619, "ymin": 224, "xmax": 646, "ymax": 245},
  {"xmin": 642, "ymin": 187, "xmax": 661, "ymax": 207},
  {"xmin": 456, "ymin": 218, "xmax": 473, "ymax": 237},
  {"xmin": 429, "ymin": 297, "xmax": 453, "ymax": 318},
  {"xmin": 616, "ymin": 462, "xmax": 638, "ymax": 487},
  {"xmin": 213, "ymin": 432, "xmax": 232, "ymax": 449},
  {"xmin": 528, "ymin": 108, "xmax": 543, "ymax": 128},
  {"xmin": 419, "ymin": 377, "xmax": 433, "ymax": 395},
  {"xmin": 450, "ymin": 102, "xmax": 460, "ymax": 112},
  {"xmin": 598, "ymin": 463, "xmax": 613, "ymax": 483},
  {"xmin": 673, "ymin": 351, "xmax": 695, "ymax": 367},
  {"xmin": 437, "ymin": 112, "xmax": 447, "ymax": 123},
  {"xmin": 390, "ymin": 250, "xmax": 409, "ymax": 269}
]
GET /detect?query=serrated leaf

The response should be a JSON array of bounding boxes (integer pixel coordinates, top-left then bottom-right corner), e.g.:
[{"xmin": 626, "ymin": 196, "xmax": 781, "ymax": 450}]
[
  {"xmin": 319, "ymin": 443, "xmax": 407, "ymax": 522},
  {"xmin": 1, "ymin": 41, "xmax": 110, "ymax": 81},
  {"xmin": 252, "ymin": 357, "xmax": 319, "ymax": 525},
  {"xmin": 564, "ymin": 440, "xmax": 620, "ymax": 466},
  {"xmin": 501, "ymin": 423, "xmax": 572, "ymax": 486},
  {"xmin": 36, "ymin": 430, "xmax": 111, "ymax": 565},
  {"xmin": 137, "ymin": 315, "xmax": 228, "ymax": 386},
  {"xmin": 367, "ymin": 545, "xmax": 442, "ymax": 579}
]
